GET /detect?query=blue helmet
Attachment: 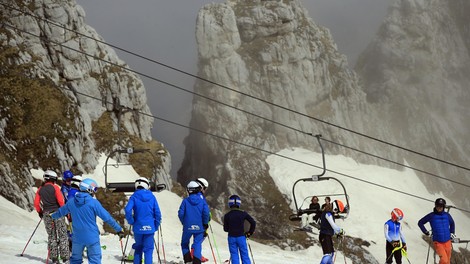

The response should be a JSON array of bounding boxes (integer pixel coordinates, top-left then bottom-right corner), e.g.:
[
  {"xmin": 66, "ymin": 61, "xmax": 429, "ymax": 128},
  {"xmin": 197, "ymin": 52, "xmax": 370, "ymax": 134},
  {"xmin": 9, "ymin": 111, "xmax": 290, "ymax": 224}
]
[
  {"xmin": 63, "ymin": 170, "xmax": 73, "ymax": 180},
  {"xmin": 79, "ymin": 178, "xmax": 98, "ymax": 194},
  {"xmin": 228, "ymin": 195, "xmax": 241, "ymax": 208}
]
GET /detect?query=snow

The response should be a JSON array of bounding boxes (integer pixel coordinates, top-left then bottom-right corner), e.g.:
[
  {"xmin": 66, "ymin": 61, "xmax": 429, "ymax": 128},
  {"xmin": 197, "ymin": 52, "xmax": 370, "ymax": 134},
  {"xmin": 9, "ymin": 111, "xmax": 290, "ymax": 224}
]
[{"xmin": 1, "ymin": 149, "xmax": 469, "ymax": 263}]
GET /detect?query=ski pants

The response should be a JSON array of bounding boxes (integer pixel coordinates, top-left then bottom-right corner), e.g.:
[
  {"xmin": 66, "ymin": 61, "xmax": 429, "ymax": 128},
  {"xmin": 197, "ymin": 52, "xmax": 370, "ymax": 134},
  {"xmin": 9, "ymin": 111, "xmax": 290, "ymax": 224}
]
[
  {"xmin": 43, "ymin": 214, "xmax": 69, "ymax": 261},
  {"xmin": 133, "ymin": 233, "xmax": 155, "ymax": 264},
  {"xmin": 385, "ymin": 240, "xmax": 402, "ymax": 264},
  {"xmin": 181, "ymin": 231, "xmax": 204, "ymax": 262},
  {"xmin": 70, "ymin": 241, "xmax": 101, "ymax": 264},
  {"xmin": 228, "ymin": 235, "xmax": 251, "ymax": 264},
  {"xmin": 434, "ymin": 240, "xmax": 452, "ymax": 264}
]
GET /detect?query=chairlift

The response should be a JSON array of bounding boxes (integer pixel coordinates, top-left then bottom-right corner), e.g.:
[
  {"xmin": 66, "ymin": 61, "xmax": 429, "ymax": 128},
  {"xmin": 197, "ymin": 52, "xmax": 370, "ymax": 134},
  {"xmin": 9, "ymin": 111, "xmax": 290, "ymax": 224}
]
[
  {"xmin": 104, "ymin": 147, "xmax": 166, "ymax": 192},
  {"xmin": 289, "ymin": 134, "xmax": 350, "ymax": 222}
]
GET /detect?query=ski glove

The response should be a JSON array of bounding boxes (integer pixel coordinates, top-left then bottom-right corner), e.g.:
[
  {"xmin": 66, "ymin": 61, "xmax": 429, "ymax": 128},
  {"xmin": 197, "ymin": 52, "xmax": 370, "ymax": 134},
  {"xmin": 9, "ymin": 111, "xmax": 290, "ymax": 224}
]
[
  {"xmin": 424, "ymin": 231, "xmax": 431, "ymax": 237},
  {"xmin": 203, "ymin": 224, "xmax": 209, "ymax": 230},
  {"xmin": 392, "ymin": 241, "xmax": 400, "ymax": 248},
  {"xmin": 203, "ymin": 231, "xmax": 208, "ymax": 238},
  {"xmin": 38, "ymin": 212, "xmax": 43, "ymax": 219},
  {"xmin": 117, "ymin": 231, "xmax": 125, "ymax": 240},
  {"xmin": 245, "ymin": 232, "xmax": 252, "ymax": 238},
  {"xmin": 451, "ymin": 233, "xmax": 456, "ymax": 239},
  {"xmin": 402, "ymin": 243, "xmax": 407, "ymax": 251},
  {"xmin": 336, "ymin": 229, "xmax": 345, "ymax": 237}
]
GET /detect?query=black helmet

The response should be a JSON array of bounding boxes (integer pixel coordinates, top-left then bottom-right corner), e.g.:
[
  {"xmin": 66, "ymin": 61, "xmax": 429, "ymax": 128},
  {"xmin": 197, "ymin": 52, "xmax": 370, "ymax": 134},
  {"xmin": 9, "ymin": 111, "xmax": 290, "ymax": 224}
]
[{"xmin": 435, "ymin": 198, "xmax": 446, "ymax": 207}]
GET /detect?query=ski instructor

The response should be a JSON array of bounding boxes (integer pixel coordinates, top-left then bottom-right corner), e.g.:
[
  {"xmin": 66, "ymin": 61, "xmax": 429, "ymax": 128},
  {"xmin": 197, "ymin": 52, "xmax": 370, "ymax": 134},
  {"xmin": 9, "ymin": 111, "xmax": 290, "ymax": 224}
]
[{"xmin": 418, "ymin": 198, "xmax": 456, "ymax": 264}]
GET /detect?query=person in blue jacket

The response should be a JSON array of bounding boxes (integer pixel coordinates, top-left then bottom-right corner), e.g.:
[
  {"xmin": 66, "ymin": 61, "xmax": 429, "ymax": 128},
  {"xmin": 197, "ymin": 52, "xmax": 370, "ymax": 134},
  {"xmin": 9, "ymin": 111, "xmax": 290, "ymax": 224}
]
[
  {"xmin": 124, "ymin": 177, "xmax": 162, "ymax": 264},
  {"xmin": 319, "ymin": 200, "xmax": 345, "ymax": 264},
  {"xmin": 61, "ymin": 170, "xmax": 74, "ymax": 202},
  {"xmin": 384, "ymin": 208, "xmax": 406, "ymax": 264},
  {"xmin": 223, "ymin": 195, "xmax": 256, "ymax": 264},
  {"xmin": 178, "ymin": 181, "xmax": 210, "ymax": 264},
  {"xmin": 418, "ymin": 198, "xmax": 456, "ymax": 264},
  {"xmin": 51, "ymin": 178, "xmax": 124, "ymax": 264}
]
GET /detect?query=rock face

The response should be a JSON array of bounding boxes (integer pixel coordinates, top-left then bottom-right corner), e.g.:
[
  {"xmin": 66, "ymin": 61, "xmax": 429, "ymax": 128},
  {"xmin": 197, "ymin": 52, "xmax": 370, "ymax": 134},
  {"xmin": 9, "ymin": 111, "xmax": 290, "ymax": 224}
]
[
  {"xmin": 178, "ymin": 0, "xmax": 373, "ymax": 239},
  {"xmin": 355, "ymin": 0, "xmax": 470, "ymax": 207},
  {"xmin": 0, "ymin": 0, "xmax": 170, "ymax": 210}
]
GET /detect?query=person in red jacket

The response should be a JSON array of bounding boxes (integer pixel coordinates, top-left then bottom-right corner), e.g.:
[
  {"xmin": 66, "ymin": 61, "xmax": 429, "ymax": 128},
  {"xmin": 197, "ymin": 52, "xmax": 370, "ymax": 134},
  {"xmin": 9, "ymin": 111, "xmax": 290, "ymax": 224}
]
[{"xmin": 34, "ymin": 170, "xmax": 69, "ymax": 263}]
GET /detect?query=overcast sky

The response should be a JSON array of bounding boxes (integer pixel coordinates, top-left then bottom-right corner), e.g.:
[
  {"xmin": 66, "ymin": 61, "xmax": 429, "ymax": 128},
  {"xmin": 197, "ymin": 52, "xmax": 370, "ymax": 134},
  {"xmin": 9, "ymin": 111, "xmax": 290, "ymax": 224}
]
[{"xmin": 75, "ymin": 0, "xmax": 390, "ymax": 178}]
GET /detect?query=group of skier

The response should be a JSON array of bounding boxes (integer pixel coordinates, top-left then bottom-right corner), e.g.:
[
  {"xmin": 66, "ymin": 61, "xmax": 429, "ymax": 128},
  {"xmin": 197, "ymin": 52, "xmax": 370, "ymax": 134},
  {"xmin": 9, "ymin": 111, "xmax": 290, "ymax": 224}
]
[{"xmin": 300, "ymin": 195, "xmax": 456, "ymax": 264}]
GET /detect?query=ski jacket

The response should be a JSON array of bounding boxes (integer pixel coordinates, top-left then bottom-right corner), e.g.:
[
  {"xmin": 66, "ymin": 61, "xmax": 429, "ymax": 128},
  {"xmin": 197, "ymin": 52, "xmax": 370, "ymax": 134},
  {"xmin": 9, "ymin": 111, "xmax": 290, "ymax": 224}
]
[
  {"xmin": 418, "ymin": 208, "xmax": 455, "ymax": 242},
  {"xmin": 61, "ymin": 184, "xmax": 72, "ymax": 202},
  {"xmin": 125, "ymin": 189, "xmax": 162, "ymax": 234},
  {"xmin": 51, "ymin": 191, "xmax": 122, "ymax": 245},
  {"xmin": 223, "ymin": 208, "xmax": 256, "ymax": 237},
  {"xmin": 384, "ymin": 219, "xmax": 406, "ymax": 243},
  {"xmin": 34, "ymin": 182, "xmax": 64, "ymax": 213},
  {"xmin": 66, "ymin": 187, "xmax": 79, "ymax": 201},
  {"xmin": 178, "ymin": 193, "xmax": 210, "ymax": 234},
  {"xmin": 319, "ymin": 211, "xmax": 341, "ymax": 236}
]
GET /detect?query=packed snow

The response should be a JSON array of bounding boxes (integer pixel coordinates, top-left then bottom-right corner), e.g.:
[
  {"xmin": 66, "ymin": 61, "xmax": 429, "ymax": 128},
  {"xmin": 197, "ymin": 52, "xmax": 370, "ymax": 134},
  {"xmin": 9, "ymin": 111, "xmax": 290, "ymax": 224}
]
[{"xmin": 1, "ymin": 149, "xmax": 469, "ymax": 263}]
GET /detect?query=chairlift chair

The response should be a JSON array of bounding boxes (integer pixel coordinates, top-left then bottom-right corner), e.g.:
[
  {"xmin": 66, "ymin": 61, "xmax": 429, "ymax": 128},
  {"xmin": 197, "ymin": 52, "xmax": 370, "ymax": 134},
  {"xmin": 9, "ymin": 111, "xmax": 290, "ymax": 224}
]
[
  {"xmin": 104, "ymin": 147, "xmax": 166, "ymax": 192},
  {"xmin": 289, "ymin": 134, "xmax": 350, "ymax": 222}
]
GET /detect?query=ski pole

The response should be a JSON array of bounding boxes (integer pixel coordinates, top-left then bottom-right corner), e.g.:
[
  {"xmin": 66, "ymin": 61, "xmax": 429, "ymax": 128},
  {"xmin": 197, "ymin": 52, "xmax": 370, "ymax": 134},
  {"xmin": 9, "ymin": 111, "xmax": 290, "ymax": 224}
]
[
  {"xmin": 121, "ymin": 226, "xmax": 131, "ymax": 264},
  {"xmin": 154, "ymin": 237, "xmax": 162, "ymax": 264},
  {"xmin": 206, "ymin": 234, "xmax": 217, "ymax": 264},
  {"xmin": 159, "ymin": 225, "xmax": 167, "ymax": 264},
  {"xmin": 401, "ymin": 248, "xmax": 412, "ymax": 264},
  {"xmin": 21, "ymin": 217, "xmax": 43, "ymax": 256},
  {"xmin": 209, "ymin": 224, "xmax": 222, "ymax": 263},
  {"xmin": 341, "ymin": 235, "xmax": 347, "ymax": 264},
  {"xmin": 246, "ymin": 237, "xmax": 256, "ymax": 264},
  {"xmin": 426, "ymin": 236, "xmax": 431, "ymax": 264}
]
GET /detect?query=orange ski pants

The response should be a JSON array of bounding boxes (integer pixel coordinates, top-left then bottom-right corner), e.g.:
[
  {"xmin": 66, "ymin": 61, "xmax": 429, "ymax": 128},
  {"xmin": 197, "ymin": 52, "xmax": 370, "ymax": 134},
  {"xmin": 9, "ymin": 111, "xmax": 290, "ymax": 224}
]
[{"xmin": 433, "ymin": 240, "xmax": 452, "ymax": 264}]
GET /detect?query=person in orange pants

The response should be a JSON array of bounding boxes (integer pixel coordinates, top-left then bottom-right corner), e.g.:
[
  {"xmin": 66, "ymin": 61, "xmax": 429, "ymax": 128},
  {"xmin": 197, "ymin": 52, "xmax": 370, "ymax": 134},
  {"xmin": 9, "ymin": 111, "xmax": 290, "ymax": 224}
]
[{"xmin": 418, "ymin": 198, "xmax": 456, "ymax": 264}]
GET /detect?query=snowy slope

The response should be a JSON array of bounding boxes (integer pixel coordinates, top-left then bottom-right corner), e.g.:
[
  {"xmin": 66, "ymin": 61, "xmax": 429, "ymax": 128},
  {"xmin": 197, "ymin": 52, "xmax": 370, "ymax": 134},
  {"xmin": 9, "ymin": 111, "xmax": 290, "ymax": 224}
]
[{"xmin": 1, "ymin": 150, "xmax": 469, "ymax": 263}]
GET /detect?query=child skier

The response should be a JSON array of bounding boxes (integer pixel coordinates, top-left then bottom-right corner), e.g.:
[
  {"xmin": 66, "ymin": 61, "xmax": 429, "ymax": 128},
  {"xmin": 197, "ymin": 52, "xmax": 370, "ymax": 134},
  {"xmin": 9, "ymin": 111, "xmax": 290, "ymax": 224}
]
[
  {"xmin": 51, "ymin": 178, "xmax": 124, "ymax": 264},
  {"xmin": 34, "ymin": 170, "xmax": 69, "ymax": 264},
  {"xmin": 178, "ymin": 181, "xmax": 210, "ymax": 264},
  {"xmin": 124, "ymin": 177, "xmax": 162, "ymax": 264},
  {"xmin": 66, "ymin": 175, "xmax": 82, "ymax": 201},
  {"xmin": 319, "ymin": 200, "xmax": 345, "ymax": 264},
  {"xmin": 191, "ymin": 177, "xmax": 210, "ymax": 262},
  {"xmin": 61, "ymin": 170, "xmax": 74, "ymax": 202},
  {"xmin": 384, "ymin": 208, "xmax": 406, "ymax": 264},
  {"xmin": 223, "ymin": 195, "xmax": 256, "ymax": 264}
]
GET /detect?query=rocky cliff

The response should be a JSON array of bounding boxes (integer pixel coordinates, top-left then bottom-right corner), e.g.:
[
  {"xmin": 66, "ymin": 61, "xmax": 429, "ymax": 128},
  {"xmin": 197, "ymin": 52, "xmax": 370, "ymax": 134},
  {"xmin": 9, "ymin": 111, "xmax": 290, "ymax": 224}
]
[
  {"xmin": 0, "ymin": 0, "xmax": 170, "ymax": 210},
  {"xmin": 178, "ymin": 0, "xmax": 375, "ymax": 240}
]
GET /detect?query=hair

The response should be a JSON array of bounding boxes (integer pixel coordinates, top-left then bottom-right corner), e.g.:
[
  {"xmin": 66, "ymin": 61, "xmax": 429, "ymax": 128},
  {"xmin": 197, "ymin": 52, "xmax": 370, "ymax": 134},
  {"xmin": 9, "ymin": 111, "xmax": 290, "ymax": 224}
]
[
  {"xmin": 311, "ymin": 196, "xmax": 319, "ymax": 202},
  {"xmin": 324, "ymin": 203, "xmax": 333, "ymax": 212},
  {"xmin": 325, "ymin": 196, "xmax": 331, "ymax": 203}
]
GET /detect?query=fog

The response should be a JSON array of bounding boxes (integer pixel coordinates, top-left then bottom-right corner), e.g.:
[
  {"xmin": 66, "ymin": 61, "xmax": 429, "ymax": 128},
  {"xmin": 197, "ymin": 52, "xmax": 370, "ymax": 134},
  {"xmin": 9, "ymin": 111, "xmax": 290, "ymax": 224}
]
[{"xmin": 75, "ymin": 0, "xmax": 390, "ymax": 178}]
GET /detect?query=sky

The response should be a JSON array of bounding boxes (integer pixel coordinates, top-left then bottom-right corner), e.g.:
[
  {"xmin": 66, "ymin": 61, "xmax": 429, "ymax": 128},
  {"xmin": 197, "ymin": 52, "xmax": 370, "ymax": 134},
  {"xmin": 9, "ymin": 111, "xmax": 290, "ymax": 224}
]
[
  {"xmin": 74, "ymin": 0, "xmax": 390, "ymax": 178},
  {"xmin": 1, "ymin": 148, "xmax": 469, "ymax": 263}
]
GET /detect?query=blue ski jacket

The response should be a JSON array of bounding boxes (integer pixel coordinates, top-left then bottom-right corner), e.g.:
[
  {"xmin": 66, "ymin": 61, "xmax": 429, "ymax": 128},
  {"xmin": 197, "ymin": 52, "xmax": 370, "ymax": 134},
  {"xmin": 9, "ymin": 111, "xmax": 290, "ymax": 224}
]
[
  {"xmin": 418, "ymin": 208, "xmax": 455, "ymax": 242},
  {"xmin": 51, "ymin": 192, "xmax": 122, "ymax": 245},
  {"xmin": 67, "ymin": 188, "xmax": 79, "ymax": 201},
  {"xmin": 384, "ymin": 219, "xmax": 406, "ymax": 243},
  {"xmin": 125, "ymin": 189, "xmax": 162, "ymax": 234},
  {"xmin": 61, "ymin": 184, "xmax": 72, "ymax": 202},
  {"xmin": 178, "ymin": 193, "xmax": 210, "ymax": 234}
]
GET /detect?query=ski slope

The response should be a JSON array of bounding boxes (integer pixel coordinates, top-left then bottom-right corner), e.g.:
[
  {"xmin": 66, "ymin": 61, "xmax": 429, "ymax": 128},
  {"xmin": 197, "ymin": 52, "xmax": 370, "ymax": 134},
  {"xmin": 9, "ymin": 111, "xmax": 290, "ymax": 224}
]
[{"xmin": 1, "ymin": 149, "xmax": 469, "ymax": 263}]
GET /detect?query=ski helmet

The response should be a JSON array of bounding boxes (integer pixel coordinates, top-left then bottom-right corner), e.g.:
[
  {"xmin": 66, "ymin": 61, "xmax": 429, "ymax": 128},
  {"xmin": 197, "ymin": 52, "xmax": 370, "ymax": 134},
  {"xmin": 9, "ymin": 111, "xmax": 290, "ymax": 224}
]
[
  {"xmin": 63, "ymin": 170, "xmax": 73, "ymax": 180},
  {"xmin": 332, "ymin": 200, "xmax": 345, "ymax": 213},
  {"xmin": 391, "ymin": 208, "xmax": 404, "ymax": 222},
  {"xmin": 135, "ymin": 177, "xmax": 150, "ymax": 190},
  {"xmin": 228, "ymin": 195, "xmax": 241, "ymax": 208},
  {"xmin": 186, "ymin": 181, "xmax": 202, "ymax": 194},
  {"xmin": 79, "ymin": 178, "xmax": 98, "ymax": 194},
  {"xmin": 196, "ymin": 178, "xmax": 209, "ymax": 190},
  {"xmin": 43, "ymin": 170, "xmax": 58, "ymax": 181},
  {"xmin": 71, "ymin": 175, "xmax": 82, "ymax": 188},
  {"xmin": 435, "ymin": 198, "xmax": 446, "ymax": 207}
]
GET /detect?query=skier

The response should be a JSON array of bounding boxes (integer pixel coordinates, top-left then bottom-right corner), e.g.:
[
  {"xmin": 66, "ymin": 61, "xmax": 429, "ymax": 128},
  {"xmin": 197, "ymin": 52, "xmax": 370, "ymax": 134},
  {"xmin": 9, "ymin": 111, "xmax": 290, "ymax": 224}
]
[
  {"xmin": 124, "ymin": 177, "xmax": 162, "ymax": 264},
  {"xmin": 191, "ymin": 177, "xmax": 210, "ymax": 262},
  {"xmin": 300, "ymin": 195, "xmax": 321, "ymax": 230},
  {"xmin": 384, "ymin": 208, "xmax": 406, "ymax": 264},
  {"xmin": 61, "ymin": 170, "xmax": 74, "ymax": 202},
  {"xmin": 51, "ymin": 178, "xmax": 124, "ymax": 264},
  {"xmin": 66, "ymin": 175, "xmax": 82, "ymax": 201},
  {"xmin": 178, "ymin": 181, "xmax": 210, "ymax": 264},
  {"xmin": 418, "ymin": 198, "xmax": 456, "ymax": 264},
  {"xmin": 319, "ymin": 200, "xmax": 345, "ymax": 264},
  {"xmin": 223, "ymin": 195, "xmax": 256, "ymax": 264},
  {"xmin": 34, "ymin": 170, "xmax": 69, "ymax": 263}
]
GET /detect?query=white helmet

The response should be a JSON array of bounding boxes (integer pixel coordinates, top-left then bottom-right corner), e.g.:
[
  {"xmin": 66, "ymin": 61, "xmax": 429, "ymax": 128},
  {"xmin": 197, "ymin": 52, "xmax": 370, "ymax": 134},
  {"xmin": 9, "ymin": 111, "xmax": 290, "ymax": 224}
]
[
  {"xmin": 71, "ymin": 175, "xmax": 82, "ymax": 188},
  {"xmin": 135, "ymin": 177, "xmax": 150, "ymax": 190},
  {"xmin": 187, "ymin": 181, "xmax": 202, "ymax": 194},
  {"xmin": 43, "ymin": 170, "xmax": 58, "ymax": 181},
  {"xmin": 196, "ymin": 178, "xmax": 209, "ymax": 190}
]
